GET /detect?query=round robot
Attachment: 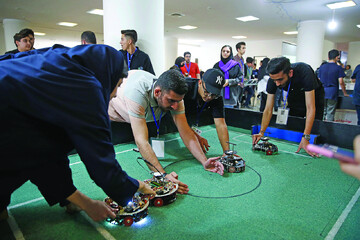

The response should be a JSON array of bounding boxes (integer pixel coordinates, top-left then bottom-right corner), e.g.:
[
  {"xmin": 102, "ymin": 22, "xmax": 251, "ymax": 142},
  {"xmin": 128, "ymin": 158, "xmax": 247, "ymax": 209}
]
[
  {"xmin": 218, "ymin": 142, "xmax": 246, "ymax": 173},
  {"xmin": 144, "ymin": 172, "xmax": 178, "ymax": 207},
  {"xmin": 104, "ymin": 193, "xmax": 149, "ymax": 226},
  {"xmin": 252, "ymin": 137, "xmax": 278, "ymax": 155}
]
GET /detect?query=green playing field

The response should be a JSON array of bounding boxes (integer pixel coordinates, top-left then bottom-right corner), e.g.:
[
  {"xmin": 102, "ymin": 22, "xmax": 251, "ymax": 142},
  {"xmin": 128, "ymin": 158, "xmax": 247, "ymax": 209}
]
[{"xmin": 2, "ymin": 125, "xmax": 359, "ymax": 240}]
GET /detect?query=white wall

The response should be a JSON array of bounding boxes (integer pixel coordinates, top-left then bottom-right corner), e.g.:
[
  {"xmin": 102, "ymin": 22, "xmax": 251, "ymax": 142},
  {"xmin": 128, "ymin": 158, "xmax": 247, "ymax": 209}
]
[
  {"xmin": 322, "ymin": 39, "xmax": 335, "ymax": 61},
  {"xmin": 348, "ymin": 41, "xmax": 360, "ymax": 68},
  {"xmin": 0, "ymin": 23, "xmax": 5, "ymax": 54}
]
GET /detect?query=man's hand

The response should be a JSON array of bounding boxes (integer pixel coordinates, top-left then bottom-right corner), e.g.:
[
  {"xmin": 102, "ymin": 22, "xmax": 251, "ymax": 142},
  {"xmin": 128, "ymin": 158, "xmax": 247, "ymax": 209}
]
[
  {"xmin": 165, "ymin": 171, "xmax": 189, "ymax": 194},
  {"xmin": 137, "ymin": 180, "xmax": 156, "ymax": 196},
  {"xmin": 296, "ymin": 138, "xmax": 319, "ymax": 157},
  {"xmin": 340, "ymin": 135, "xmax": 360, "ymax": 179},
  {"xmin": 252, "ymin": 133, "xmax": 264, "ymax": 145},
  {"xmin": 198, "ymin": 136, "xmax": 210, "ymax": 153},
  {"xmin": 203, "ymin": 157, "xmax": 224, "ymax": 175},
  {"xmin": 82, "ymin": 200, "xmax": 117, "ymax": 222},
  {"xmin": 344, "ymin": 93, "xmax": 350, "ymax": 97}
]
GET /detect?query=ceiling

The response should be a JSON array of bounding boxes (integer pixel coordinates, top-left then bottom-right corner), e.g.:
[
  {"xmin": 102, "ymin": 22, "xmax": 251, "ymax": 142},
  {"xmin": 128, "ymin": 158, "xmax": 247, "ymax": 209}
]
[{"xmin": 0, "ymin": 0, "xmax": 359, "ymax": 44}]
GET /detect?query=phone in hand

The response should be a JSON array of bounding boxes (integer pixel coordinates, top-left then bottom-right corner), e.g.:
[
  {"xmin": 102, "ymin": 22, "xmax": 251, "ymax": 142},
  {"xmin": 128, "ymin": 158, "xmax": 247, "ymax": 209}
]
[{"xmin": 307, "ymin": 144, "xmax": 357, "ymax": 164}]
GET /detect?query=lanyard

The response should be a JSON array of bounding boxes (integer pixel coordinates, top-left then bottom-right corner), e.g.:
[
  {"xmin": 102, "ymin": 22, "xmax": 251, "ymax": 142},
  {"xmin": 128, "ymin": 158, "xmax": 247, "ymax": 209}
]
[
  {"xmin": 282, "ymin": 81, "xmax": 291, "ymax": 109},
  {"xmin": 150, "ymin": 106, "xmax": 163, "ymax": 138},
  {"xmin": 127, "ymin": 48, "xmax": 137, "ymax": 71},
  {"xmin": 240, "ymin": 58, "xmax": 245, "ymax": 82},
  {"xmin": 196, "ymin": 102, "xmax": 208, "ymax": 126},
  {"xmin": 185, "ymin": 62, "xmax": 191, "ymax": 73}
]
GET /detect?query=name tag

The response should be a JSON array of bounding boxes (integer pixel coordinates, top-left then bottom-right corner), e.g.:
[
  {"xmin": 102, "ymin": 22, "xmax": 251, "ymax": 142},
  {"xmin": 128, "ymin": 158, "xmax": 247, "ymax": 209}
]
[
  {"xmin": 191, "ymin": 126, "xmax": 202, "ymax": 136},
  {"xmin": 276, "ymin": 108, "xmax": 289, "ymax": 125},
  {"xmin": 151, "ymin": 137, "xmax": 165, "ymax": 158}
]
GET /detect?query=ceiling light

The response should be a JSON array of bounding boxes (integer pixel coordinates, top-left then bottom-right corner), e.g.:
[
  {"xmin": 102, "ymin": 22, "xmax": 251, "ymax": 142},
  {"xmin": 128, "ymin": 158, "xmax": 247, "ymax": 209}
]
[
  {"xmin": 357, "ymin": 25, "xmax": 360, "ymax": 28},
  {"xmin": 87, "ymin": 9, "xmax": 104, "ymax": 15},
  {"xmin": 179, "ymin": 25, "xmax": 197, "ymax": 30},
  {"xmin": 236, "ymin": 16, "xmax": 259, "ymax": 22},
  {"xmin": 232, "ymin": 36, "xmax": 247, "ymax": 39},
  {"xmin": 169, "ymin": 12, "xmax": 185, "ymax": 17},
  {"xmin": 326, "ymin": 1, "xmax": 356, "ymax": 9},
  {"xmin": 328, "ymin": 20, "xmax": 338, "ymax": 29},
  {"xmin": 57, "ymin": 22, "xmax": 78, "ymax": 27},
  {"xmin": 283, "ymin": 31, "xmax": 298, "ymax": 35},
  {"xmin": 34, "ymin": 32, "xmax": 46, "ymax": 36}
]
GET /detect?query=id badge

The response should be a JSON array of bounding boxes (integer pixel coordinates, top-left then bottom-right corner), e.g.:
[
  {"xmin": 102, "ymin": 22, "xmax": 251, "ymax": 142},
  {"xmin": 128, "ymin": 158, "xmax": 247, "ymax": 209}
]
[
  {"xmin": 150, "ymin": 137, "xmax": 165, "ymax": 158},
  {"xmin": 276, "ymin": 108, "xmax": 289, "ymax": 125},
  {"xmin": 191, "ymin": 125, "xmax": 202, "ymax": 136}
]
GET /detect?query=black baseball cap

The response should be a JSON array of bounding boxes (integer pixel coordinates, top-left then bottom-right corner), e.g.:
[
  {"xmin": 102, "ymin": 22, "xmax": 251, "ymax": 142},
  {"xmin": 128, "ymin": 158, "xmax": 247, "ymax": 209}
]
[{"xmin": 202, "ymin": 68, "xmax": 225, "ymax": 96}]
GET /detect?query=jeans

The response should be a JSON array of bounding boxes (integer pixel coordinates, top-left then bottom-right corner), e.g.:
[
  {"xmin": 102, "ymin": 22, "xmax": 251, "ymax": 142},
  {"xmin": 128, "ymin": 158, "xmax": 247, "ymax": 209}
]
[
  {"xmin": 356, "ymin": 105, "xmax": 360, "ymax": 125},
  {"xmin": 324, "ymin": 99, "xmax": 337, "ymax": 121}
]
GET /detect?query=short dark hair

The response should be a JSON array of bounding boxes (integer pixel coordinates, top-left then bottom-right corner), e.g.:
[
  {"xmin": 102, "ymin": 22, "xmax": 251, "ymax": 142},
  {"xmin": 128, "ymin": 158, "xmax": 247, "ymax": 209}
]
[
  {"xmin": 267, "ymin": 57, "xmax": 291, "ymax": 75},
  {"xmin": 235, "ymin": 41, "xmax": 246, "ymax": 51},
  {"xmin": 184, "ymin": 51, "xmax": 191, "ymax": 57},
  {"xmin": 154, "ymin": 69, "xmax": 188, "ymax": 95},
  {"xmin": 13, "ymin": 32, "xmax": 29, "ymax": 47},
  {"xmin": 81, "ymin": 31, "xmax": 97, "ymax": 44},
  {"xmin": 246, "ymin": 57, "xmax": 254, "ymax": 64},
  {"xmin": 19, "ymin": 28, "xmax": 34, "ymax": 37},
  {"xmin": 121, "ymin": 29, "xmax": 137, "ymax": 43},
  {"xmin": 328, "ymin": 49, "xmax": 340, "ymax": 60}
]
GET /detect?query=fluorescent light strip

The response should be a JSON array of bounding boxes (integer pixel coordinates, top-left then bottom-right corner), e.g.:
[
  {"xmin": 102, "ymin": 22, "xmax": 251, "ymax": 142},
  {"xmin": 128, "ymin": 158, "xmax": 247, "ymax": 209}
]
[
  {"xmin": 283, "ymin": 31, "xmax": 298, "ymax": 35},
  {"xmin": 326, "ymin": 1, "xmax": 356, "ymax": 9},
  {"xmin": 87, "ymin": 9, "xmax": 104, "ymax": 15},
  {"xmin": 232, "ymin": 36, "xmax": 247, "ymax": 39},
  {"xmin": 179, "ymin": 25, "xmax": 197, "ymax": 30},
  {"xmin": 34, "ymin": 32, "xmax": 46, "ymax": 36},
  {"xmin": 236, "ymin": 16, "xmax": 259, "ymax": 22},
  {"xmin": 357, "ymin": 25, "xmax": 360, "ymax": 29},
  {"xmin": 57, "ymin": 22, "xmax": 78, "ymax": 27}
]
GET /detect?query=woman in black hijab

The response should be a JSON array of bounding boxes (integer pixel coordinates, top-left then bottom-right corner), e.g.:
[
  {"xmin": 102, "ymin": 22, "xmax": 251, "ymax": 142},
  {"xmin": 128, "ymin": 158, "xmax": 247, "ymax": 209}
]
[
  {"xmin": 213, "ymin": 45, "xmax": 243, "ymax": 107},
  {"xmin": 170, "ymin": 56, "xmax": 185, "ymax": 73}
]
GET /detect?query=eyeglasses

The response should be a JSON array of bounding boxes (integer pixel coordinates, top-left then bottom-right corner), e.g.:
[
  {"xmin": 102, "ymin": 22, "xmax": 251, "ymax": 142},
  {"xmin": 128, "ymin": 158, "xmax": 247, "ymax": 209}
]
[{"xmin": 202, "ymin": 82, "xmax": 220, "ymax": 99}]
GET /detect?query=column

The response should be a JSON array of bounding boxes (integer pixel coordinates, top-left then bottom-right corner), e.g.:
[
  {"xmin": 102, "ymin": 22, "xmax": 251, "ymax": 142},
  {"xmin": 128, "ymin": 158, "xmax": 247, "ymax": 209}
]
[
  {"xmin": 3, "ymin": 19, "xmax": 27, "ymax": 52},
  {"xmin": 296, "ymin": 20, "xmax": 326, "ymax": 71},
  {"xmin": 103, "ymin": 0, "xmax": 164, "ymax": 76},
  {"xmin": 164, "ymin": 37, "xmax": 178, "ymax": 70}
]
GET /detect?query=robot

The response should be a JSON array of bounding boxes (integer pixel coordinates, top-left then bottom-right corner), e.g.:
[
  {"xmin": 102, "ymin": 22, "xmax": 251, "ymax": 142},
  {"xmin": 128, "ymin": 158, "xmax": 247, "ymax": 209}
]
[
  {"xmin": 104, "ymin": 193, "xmax": 149, "ymax": 226},
  {"xmin": 252, "ymin": 137, "xmax": 278, "ymax": 155},
  {"xmin": 218, "ymin": 142, "xmax": 246, "ymax": 173},
  {"xmin": 144, "ymin": 172, "xmax": 178, "ymax": 207}
]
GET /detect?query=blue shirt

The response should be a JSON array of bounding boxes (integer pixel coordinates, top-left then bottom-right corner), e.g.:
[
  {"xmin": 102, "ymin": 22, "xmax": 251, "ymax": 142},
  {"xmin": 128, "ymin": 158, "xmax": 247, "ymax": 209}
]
[
  {"xmin": 352, "ymin": 64, "xmax": 360, "ymax": 106},
  {"xmin": 319, "ymin": 62, "xmax": 346, "ymax": 100}
]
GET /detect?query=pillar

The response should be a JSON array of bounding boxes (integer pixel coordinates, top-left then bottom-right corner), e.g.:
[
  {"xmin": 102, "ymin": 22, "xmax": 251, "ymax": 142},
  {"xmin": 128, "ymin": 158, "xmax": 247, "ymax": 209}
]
[
  {"xmin": 3, "ymin": 19, "xmax": 27, "ymax": 52},
  {"xmin": 103, "ymin": 0, "xmax": 164, "ymax": 76},
  {"xmin": 296, "ymin": 20, "xmax": 326, "ymax": 71},
  {"xmin": 164, "ymin": 37, "xmax": 178, "ymax": 70}
]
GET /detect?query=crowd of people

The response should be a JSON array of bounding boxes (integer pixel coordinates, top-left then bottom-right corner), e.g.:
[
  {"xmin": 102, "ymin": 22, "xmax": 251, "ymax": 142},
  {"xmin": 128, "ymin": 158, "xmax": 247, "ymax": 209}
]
[{"xmin": 1, "ymin": 28, "xmax": 359, "ymax": 224}]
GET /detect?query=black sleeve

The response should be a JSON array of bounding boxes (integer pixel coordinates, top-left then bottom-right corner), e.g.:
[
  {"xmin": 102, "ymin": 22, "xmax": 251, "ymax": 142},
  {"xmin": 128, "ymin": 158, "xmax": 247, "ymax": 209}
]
[
  {"xmin": 229, "ymin": 64, "xmax": 242, "ymax": 79},
  {"xmin": 143, "ymin": 54, "xmax": 155, "ymax": 75},
  {"xmin": 266, "ymin": 78, "xmax": 277, "ymax": 94},
  {"xmin": 210, "ymin": 97, "xmax": 225, "ymax": 118}
]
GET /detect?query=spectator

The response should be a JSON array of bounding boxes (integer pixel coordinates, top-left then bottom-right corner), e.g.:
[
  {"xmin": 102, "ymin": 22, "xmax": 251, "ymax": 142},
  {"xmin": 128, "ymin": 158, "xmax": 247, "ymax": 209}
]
[
  {"xmin": 180, "ymin": 51, "xmax": 200, "ymax": 79},
  {"xmin": 81, "ymin": 31, "xmax": 97, "ymax": 45},
  {"xmin": 5, "ymin": 29, "xmax": 34, "ymax": 54}
]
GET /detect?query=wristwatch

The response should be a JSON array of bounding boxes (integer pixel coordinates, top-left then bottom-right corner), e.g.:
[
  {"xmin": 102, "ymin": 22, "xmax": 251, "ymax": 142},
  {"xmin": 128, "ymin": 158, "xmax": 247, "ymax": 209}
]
[{"xmin": 302, "ymin": 134, "xmax": 311, "ymax": 141}]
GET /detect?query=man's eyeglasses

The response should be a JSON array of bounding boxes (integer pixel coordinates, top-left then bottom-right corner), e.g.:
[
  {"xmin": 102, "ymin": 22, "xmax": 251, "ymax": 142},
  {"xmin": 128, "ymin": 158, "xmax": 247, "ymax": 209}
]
[{"xmin": 202, "ymin": 82, "xmax": 220, "ymax": 99}]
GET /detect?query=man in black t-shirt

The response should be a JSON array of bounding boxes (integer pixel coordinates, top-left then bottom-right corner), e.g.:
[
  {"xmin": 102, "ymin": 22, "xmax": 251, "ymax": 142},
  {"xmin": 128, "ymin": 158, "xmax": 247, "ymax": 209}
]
[
  {"xmin": 252, "ymin": 57, "xmax": 324, "ymax": 157},
  {"xmin": 119, "ymin": 29, "xmax": 155, "ymax": 75},
  {"xmin": 183, "ymin": 68, "xmax": 231, "ymax": 153}
]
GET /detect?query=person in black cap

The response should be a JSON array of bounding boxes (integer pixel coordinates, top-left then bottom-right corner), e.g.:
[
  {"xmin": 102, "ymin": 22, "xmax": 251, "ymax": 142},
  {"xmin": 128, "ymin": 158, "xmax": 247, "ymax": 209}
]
[{"xmin": 183, "ymin": 68, "xmax": 232, "ymax": 154}]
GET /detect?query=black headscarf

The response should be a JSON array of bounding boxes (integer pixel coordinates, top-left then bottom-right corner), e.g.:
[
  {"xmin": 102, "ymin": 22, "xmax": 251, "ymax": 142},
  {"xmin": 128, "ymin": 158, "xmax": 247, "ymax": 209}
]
[
  {"xmin": 258, "ymin": 57, "xmax": 270, "ymax": 80},
  {"xmin": 220, "ymin": 45, "xmax": 233, "ymax": 64},
  {"xmin": 175, "ymin": 56, "xmax": 185, "ymax": 68}
]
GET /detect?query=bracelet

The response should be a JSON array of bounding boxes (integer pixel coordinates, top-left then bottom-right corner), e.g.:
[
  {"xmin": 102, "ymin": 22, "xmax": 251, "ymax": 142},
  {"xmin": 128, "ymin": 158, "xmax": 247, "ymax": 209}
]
[{"xmin": 162, "ymin": 172, "xmax": 168, "ymax": 177}]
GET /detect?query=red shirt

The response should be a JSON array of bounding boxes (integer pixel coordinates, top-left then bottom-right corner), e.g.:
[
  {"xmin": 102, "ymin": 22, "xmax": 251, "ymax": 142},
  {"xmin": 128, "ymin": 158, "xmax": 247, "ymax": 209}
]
[{"xmin": 181, "ymin": 62, "xmax": 200, "ymax": 78}]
